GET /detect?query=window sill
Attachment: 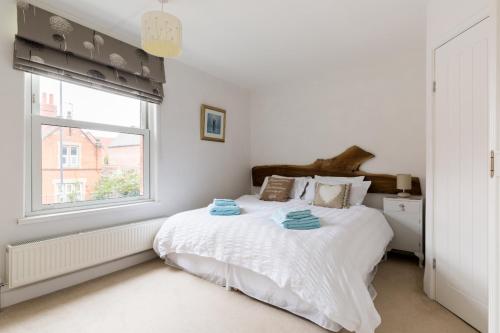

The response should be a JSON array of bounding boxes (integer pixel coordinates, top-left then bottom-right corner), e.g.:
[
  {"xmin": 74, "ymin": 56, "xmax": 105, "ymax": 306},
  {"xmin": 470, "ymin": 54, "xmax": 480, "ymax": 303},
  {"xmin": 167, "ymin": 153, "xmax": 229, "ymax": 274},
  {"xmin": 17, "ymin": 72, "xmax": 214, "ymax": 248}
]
[{"xmin": 18, "ymin": 200, "xmax": 160, "ymax": 225}]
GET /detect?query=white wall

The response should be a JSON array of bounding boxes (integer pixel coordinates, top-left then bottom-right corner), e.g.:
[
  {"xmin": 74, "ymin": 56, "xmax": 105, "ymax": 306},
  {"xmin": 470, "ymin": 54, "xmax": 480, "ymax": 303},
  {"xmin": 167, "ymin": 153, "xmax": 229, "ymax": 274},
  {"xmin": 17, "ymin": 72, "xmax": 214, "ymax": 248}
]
[
  {"xmin": 161, "ymin": 60, "xmax": 251, "ymax": 213},
  {"xmin": 427, "ymin": 0, "xmax": 490, "ymax": 47},
  {"xmin": 250, "ymin": 56, "xmax": 426, "ymax": 188},
  {"xmin": 0, "ymin": 1, "xmax": 250, "ymax": 286}
]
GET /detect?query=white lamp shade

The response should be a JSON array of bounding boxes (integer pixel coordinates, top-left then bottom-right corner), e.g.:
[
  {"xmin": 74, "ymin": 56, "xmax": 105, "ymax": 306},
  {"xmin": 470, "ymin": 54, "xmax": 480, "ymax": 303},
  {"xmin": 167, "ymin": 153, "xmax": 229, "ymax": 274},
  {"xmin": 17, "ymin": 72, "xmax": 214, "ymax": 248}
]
[
  {"xmin": 396, "ymin": 174, "xmax": 412, "ymax": 191},
  {"xmin": 141, "ymin": 10, "xmax": 182, "ymax": 57}
]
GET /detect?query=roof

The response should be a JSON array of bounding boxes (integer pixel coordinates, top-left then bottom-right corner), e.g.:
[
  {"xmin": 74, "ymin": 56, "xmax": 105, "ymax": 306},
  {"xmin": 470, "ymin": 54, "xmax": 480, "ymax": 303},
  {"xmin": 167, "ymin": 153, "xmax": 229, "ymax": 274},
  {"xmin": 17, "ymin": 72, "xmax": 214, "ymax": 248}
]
[{"xmin": 42, "ymin": 127, "xmax": 99, "ymax": 146}]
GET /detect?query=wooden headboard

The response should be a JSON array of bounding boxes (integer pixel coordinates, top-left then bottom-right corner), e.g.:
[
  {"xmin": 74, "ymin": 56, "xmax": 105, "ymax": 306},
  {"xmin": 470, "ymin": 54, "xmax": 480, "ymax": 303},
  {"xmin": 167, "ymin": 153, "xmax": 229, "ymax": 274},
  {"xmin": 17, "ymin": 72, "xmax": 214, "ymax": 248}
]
[{"xmin": 251, "ymin": 146, "xmax": 422, "ymax": 195}]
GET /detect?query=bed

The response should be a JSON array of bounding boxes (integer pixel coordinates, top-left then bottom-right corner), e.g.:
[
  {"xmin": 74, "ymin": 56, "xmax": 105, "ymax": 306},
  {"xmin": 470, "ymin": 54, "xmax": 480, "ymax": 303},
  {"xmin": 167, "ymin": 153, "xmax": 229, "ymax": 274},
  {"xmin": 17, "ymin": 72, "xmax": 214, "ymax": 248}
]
[{"xmin": 153, "ymin": 147, "xmax": 422, "ymax": 333}]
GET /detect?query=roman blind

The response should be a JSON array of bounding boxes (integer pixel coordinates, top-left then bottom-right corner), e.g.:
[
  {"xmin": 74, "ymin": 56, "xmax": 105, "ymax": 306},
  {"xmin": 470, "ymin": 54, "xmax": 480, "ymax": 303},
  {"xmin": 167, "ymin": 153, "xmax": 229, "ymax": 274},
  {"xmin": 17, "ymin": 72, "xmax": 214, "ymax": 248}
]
[{"xmin": 14, "ymin": 3, "xmax": 165, "ymax": 104}]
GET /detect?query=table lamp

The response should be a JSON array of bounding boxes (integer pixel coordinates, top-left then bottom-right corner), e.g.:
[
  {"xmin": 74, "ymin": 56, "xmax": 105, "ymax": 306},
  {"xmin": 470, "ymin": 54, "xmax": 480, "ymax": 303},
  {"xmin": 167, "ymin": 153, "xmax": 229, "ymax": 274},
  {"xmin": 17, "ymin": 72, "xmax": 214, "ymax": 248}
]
[{"xmin": 397, "ymin": 174, "xmax": 412, "ymax": 198}]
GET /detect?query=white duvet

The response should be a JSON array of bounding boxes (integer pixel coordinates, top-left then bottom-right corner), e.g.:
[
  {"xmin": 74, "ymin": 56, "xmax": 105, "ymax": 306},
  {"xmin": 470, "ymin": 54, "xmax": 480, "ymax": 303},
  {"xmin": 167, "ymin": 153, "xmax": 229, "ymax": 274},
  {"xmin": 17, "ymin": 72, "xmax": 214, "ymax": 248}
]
[{"xmin": 153, "ymin": 195, "xmax": 393, "ymax": 333}]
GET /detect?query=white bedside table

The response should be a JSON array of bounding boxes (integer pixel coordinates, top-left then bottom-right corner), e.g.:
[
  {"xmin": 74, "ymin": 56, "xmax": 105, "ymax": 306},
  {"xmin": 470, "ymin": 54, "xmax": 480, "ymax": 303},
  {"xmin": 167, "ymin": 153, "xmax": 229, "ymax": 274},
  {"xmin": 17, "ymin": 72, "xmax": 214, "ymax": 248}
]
[{"xmin": 383, "ymin": 196, "xmax": 424, "ymax": 267}]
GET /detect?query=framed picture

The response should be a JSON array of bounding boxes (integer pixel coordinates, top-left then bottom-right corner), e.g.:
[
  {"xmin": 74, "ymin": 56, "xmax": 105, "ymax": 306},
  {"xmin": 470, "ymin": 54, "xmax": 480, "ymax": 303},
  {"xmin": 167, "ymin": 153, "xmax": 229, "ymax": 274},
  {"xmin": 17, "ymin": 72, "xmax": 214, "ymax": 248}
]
[{"xmin": 200, "ymin": 104, "xmax": 226, "ymax": 142}]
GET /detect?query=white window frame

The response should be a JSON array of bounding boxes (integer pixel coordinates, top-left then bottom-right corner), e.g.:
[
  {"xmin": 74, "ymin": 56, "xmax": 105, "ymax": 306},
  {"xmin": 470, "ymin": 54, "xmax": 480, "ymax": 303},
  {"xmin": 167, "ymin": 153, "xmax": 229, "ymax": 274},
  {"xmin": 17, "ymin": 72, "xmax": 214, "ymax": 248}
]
[
  {"xmin": 25, "ymin": 74, "xmax": 154, "ymax": 216},
  {"xmin": 59, "ymin": 143, "xmax": 81, "ymax": 169}
]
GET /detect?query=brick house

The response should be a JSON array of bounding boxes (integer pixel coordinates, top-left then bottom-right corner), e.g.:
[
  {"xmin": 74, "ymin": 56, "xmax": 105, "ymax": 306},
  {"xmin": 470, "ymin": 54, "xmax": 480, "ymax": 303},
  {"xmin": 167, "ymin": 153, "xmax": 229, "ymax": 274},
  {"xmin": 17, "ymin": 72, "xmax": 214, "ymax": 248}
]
[{"xmin": 40, "ymin": 93, "xmax": 142, "ymax": 205}]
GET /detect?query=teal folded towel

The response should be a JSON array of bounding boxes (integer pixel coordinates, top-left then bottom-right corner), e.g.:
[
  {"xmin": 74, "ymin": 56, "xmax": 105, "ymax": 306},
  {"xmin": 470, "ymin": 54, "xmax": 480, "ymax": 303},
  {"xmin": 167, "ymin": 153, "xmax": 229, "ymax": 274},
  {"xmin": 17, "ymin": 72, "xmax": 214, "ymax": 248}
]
[
  {"xmin": 272, "ymin": 209, "xmax": 320, "ymax": 230},
  {"xmin": 211, "ymin": 210, "xmax": 241, "ymax": 216},
  {"xmin": 272, "ymin": 208, "xmax": 312, "ymax": 222},
  {"xmin": 280, "ymin": 216, "xmax": 320, "ymax": 225},
  {"xmin": 209, "ymin": 204, "xmax": 240, "ymax": 216},
  {"xmin": 213, "ymin": 199, "xmax": 237, "ymax": 207},
  {"xmin": 285, "ymin": 209, "xmax": 312, "ymax": 219},
  {"xmin": 282, "ymin": 218, "xmax": 320, "ymax": 230},
  {"xmin": 283, "ymin": 223, "xmax": 320, "ymax": 230}
]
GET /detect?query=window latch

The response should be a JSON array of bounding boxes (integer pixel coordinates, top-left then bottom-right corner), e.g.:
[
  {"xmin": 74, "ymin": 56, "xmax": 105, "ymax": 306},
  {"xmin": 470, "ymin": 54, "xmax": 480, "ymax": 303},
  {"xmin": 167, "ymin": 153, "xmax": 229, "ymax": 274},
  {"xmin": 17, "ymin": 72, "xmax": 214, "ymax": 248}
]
[{"xmin": 491, "ymin": 150, "xmax": 495, "ymax": 178}]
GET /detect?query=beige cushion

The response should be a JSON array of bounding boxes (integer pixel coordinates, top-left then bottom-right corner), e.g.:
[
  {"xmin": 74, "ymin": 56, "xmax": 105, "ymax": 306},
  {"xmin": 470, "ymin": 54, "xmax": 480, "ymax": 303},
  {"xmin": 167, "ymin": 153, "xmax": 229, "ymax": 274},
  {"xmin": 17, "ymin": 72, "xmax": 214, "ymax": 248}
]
[
  {"xmin": 259, "ymin": 175, "xmax": 311, "ymax": 199},
  {"xmin": 313, "ymin": 182, "xmax": 351, "ymax": 209},
  {"xmin": 260, "ymin": 177, "xmax": 295, "ymax": 202}
]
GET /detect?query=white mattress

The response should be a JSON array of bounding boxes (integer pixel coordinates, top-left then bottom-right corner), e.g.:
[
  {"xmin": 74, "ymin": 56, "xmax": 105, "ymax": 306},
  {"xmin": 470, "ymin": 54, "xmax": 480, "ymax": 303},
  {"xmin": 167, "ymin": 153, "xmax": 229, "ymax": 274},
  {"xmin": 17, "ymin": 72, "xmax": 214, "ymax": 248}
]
[
  {"xmin": 167, "ymin": 252, "xmax": 380, "ymax": 332},
  {"xmin": 154, "ymin": 195, "xmax": 393, "ymax": 333}
]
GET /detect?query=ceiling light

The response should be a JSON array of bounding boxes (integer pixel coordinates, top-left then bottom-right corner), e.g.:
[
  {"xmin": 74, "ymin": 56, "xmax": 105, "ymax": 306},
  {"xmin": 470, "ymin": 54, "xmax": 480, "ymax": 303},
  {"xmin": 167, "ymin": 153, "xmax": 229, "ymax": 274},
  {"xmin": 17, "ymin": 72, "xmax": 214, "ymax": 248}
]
[{"xmin": 141, "ymin": 0, "xmax": 182, "ymax": 57}]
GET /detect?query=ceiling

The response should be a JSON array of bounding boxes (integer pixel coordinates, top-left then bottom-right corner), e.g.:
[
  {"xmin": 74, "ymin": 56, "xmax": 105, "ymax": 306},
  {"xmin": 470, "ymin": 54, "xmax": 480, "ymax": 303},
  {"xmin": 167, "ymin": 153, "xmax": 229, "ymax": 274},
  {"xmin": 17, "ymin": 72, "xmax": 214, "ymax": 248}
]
[{"xmin": 29, "ymin": 0, "xmax": 427, "ymax": 89}]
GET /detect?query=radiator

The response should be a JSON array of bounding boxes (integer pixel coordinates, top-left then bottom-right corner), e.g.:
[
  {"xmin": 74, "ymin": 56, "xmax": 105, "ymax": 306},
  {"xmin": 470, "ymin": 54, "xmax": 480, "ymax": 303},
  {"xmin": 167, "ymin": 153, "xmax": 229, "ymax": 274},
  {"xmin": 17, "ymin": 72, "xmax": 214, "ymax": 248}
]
[{"xmin": 6, "ymin": 218, "xmax": 165, "ymax": 289}]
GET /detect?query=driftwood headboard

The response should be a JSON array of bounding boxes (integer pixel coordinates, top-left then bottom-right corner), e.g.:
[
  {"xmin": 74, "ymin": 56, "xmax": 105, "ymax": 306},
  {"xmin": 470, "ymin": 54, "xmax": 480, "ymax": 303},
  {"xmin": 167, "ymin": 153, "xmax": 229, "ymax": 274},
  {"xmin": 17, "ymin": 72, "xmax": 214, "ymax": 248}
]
[{"xmin": 251, "ymin": 146, "xmax": 422, "ymax": 195}]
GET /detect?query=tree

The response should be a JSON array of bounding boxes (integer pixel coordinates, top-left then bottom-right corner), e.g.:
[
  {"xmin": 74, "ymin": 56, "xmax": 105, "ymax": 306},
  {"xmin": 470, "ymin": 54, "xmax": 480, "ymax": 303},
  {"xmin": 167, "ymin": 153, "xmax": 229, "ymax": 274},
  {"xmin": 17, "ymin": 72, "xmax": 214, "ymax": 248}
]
[
  {"xmin": 93, "ymin": 169, "xmax": 141, "ymax": 200},
  {"xmin": 67, "ymin": 190, "xmax": 80, "ymax": 202}
]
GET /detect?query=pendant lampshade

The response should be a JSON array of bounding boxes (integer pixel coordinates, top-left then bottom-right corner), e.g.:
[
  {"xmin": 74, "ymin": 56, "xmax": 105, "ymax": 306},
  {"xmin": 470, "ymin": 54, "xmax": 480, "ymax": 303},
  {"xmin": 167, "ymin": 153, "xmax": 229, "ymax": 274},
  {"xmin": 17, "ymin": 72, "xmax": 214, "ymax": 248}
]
[{"xmin": 141, "ymin": 0, "xmax": 182, "ymax": 57}]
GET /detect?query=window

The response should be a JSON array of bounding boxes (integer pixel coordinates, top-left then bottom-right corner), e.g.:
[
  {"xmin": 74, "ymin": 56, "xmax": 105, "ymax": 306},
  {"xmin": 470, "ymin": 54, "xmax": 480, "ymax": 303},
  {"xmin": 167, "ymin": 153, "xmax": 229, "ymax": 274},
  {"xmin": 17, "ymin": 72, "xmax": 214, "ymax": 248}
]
[
  {"xmin": 55, "ymin": 182, "xmax": 84, "ymax": 203},
  {"xmin": 61, "ymin": 145, "xmax": 80, "ymax": 168},
  {"xmin": 27, "ymin": 74, "xmax": 154, "ymax": 215}
]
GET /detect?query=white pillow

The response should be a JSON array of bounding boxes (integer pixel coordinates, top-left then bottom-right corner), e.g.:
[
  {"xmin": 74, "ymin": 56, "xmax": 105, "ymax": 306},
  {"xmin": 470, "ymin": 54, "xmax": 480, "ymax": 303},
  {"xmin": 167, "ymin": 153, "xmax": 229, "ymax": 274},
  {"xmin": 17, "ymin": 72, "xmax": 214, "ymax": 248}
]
[
  {"xmin": 314, "ymin": 176, "xmax": 365, "ymax": 184},
  {"xmin": 303, "ymin": 178, "xmax": 371, "ymax": 205},
  {"xmin": 252, "ymin": 186, "xmax": 261, "ymax": 195},
  {"xmin": 303, "ymin": 179, "xmax": 319, "ymax": 203},
  {"xmin": 259, "ymin": 175, "xmax": 311, "ymax": 200},
  {"xmin": 349, "ymin": 181, "xmax": 372, "ymax": 205}
]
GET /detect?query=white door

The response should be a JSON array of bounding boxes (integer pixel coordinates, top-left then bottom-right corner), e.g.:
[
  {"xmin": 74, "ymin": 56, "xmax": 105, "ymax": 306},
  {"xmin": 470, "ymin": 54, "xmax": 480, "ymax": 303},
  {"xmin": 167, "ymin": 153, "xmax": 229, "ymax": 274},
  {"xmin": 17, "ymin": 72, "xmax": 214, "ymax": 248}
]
[{"xmin": 434, "ymin": 19, "xmax": 490, "ymax": 332}]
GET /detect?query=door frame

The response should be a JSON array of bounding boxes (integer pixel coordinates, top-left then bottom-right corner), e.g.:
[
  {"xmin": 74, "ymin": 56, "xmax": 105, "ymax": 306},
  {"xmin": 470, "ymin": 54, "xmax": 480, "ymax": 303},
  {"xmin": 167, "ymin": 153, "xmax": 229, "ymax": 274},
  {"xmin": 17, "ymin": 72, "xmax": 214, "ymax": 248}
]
[{"xmin": 426, "ymin": 10, "xmax": 498, "ymax": 333}]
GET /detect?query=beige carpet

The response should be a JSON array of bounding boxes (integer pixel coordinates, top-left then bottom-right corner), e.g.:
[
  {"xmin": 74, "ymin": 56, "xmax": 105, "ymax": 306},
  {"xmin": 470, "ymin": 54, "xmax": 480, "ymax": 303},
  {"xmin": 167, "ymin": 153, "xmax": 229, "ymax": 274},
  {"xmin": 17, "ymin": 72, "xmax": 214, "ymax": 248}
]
[{"xmin": 0, "ymin": 254, "xmax": 477, "ymax": 333}]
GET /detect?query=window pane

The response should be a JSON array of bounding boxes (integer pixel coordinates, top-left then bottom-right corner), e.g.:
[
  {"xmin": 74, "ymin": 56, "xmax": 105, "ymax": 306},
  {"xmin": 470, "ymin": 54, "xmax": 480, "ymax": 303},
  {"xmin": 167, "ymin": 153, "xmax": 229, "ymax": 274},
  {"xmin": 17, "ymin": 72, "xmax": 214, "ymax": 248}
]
[
  {"xmin": 41, "ymin": 125, "xmax": 144, "ymax": 205},
  {"xmin": 37, "ymin": 76, "xmax": 142, "ymax": 128}
]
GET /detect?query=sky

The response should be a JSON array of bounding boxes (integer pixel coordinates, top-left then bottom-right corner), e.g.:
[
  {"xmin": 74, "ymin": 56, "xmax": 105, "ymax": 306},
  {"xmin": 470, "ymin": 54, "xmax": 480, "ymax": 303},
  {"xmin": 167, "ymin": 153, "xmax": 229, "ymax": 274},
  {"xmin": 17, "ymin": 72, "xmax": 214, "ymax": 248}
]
[{"xmin": 39, "ymin": 76, "xmax": 142, "ymax": 138}]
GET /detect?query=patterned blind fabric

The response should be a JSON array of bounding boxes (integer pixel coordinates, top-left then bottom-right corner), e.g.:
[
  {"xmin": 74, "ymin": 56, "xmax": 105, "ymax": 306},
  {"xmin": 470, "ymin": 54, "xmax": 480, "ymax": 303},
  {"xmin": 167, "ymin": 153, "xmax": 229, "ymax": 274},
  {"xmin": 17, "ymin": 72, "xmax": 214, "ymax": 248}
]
[{"xmin": 14, "ymin": 3, "xmax": 165, "ymax": 104}]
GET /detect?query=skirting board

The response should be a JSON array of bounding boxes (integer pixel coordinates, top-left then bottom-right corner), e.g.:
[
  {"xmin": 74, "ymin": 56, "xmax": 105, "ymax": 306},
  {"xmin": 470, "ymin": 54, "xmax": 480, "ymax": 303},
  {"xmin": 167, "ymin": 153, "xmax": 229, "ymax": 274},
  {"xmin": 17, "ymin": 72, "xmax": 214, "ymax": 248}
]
[{"xmin": 0, "ymin": 250, "xmax": 157, "ymax": 309}]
